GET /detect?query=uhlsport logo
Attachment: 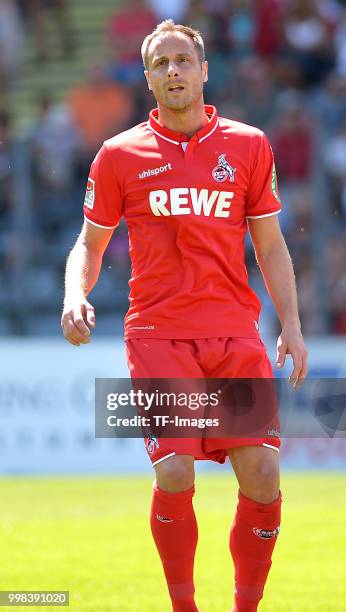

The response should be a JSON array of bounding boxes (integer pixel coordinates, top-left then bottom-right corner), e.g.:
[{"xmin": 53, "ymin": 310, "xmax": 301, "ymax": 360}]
[
  {"xmin": 139, "ymin": 163, "xmax": 173, "ymax": 179},
  {"xmin": 149, "ymin": 188, "xmax": 234, "ymax": 217},
  {"xmin": 84, "ymin": 178, "xmax": 95, "ymax": 209},
  {"xmin": 212, "ymin": 154, "xmax": 237, "ymax": 183}
]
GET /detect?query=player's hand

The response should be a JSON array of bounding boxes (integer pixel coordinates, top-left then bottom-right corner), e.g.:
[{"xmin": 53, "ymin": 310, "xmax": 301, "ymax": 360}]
[
  {"xmin": 276, "ymin": 324, "xmax": 308, "ymax": 390},
  {"xmin": 61, "ymin": 298, "xmax": 96, "ymax": 346}
]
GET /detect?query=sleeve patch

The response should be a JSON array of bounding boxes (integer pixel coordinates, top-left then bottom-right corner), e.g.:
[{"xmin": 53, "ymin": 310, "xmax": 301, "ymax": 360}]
[
  {"xmin": 271, "ymin": 163, "xmax": 281, "ymax": 203},
  {"xmin": 84, "ymin": 178, "xmax": 95, "ymax": 210}
]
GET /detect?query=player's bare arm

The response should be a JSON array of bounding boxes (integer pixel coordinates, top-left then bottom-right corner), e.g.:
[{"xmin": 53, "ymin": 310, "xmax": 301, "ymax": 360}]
[
  {"xmin": 248, "ymin": 214, "xmax": 308, "ymax": 388},
  {"xmin": 61, "ymin": 220, "xmax": 114, "ymax": 346}
]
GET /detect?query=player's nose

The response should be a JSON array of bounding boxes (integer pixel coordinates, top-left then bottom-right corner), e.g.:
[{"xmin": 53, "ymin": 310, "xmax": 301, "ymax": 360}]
[{"xmin": 167, "ymin": 61, "xmax": 179, "ymax": 77}]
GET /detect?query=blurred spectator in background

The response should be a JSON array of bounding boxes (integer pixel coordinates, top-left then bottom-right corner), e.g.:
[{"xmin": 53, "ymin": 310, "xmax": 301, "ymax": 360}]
[
  {"xmin": 187, "ymin": 0, "xmax": 233, "ymax": 104},
  {"xmin": 295, "ymin": 252, "xmax": 320, "ymax": 334},
  {"xmin": 232, "ymin": 55, "xmax": 277, "ymax": 129},
  {"xmin": 270, "ymin": 90, "xmax": 315, "ymax": 235},
  {"xmin": 334, "ymin": 8, "xmax": 346, "ymax": 76},
  {"xmin": 148, "ymin": 0, "xmax": 188, "ymax": 23},
  {"xmin": 0, "ymin": 109, "xmax": 17, "ymax": 323},
  {"xmin": 0, "ymin": 0, "xmax": 23, "ymax": 98},
  {"xmin": 106, "ymin": 0, "xmax": 156, "ymax": 85},
  {"xmin": 325, "ymin": 233, "xmax": 346, "ymax": 333},
  {"xmin": 30, "ymin": 94, "xmax": 81, "ymax": 234},
  {"xmin": 185, "ymin": 0, "xmax": 210, "ymax": 38},
  {"xmin": 31, "ymin": 94, "xmax": 81, "ymax": 192},
  {"xmin": 271, "ymin": 90, "xmax": 313, "ymax": 184},
  {"xmin": 0, "ymin": 110, "xmax": 14, "ymax": 229},
  {"xmin": 312, "ymin": 71, "xmax": 346, "ymax": 135},
  {"xmin": 17, "ymin": 0, "xmax": 75, "ymax": 62},
  {"xmin": 254, "ymin": 0, "xmax": 284, "ymax": 58},
  {"xmin": 228, "ymin": 0, "xmax": 254, "ymax": 58},
  {"xmin": 281, "ymin": 0, "xmax": 335, "ymax": 87},
  {"xmin": 68, "ymin": 65, "xmax": 135, "ymax": 164},
  {"xmin": 324, "ymin": 119, "xmax": 346, "ymax": 220}
]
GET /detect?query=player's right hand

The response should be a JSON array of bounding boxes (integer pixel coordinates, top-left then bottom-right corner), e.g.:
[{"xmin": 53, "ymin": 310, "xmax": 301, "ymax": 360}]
[{"xmin": 61, "ymin": 299, "xmax": 96, "ymax": 346}]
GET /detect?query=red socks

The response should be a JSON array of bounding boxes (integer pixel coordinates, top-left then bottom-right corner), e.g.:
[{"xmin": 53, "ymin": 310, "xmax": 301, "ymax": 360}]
[
  {"xmin": 150, "ymin": 484, "xmax": 281, "ymax": 612},
  {"xmin": 230, "ymin": 490, "xmax": 282, "ymax": 612},
  {"xmin": 150, "ymin": 484, "xmax": 198, "ymax": 612}
]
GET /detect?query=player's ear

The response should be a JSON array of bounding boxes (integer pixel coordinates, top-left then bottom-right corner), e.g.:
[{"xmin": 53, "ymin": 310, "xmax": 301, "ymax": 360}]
[
  {"xmin": 202, "ymin": 60, "xmax": 208, "ymax": 83},
  {"xmin": 144, "ymin": 70, "xmax": 152, "ymax": 91}
]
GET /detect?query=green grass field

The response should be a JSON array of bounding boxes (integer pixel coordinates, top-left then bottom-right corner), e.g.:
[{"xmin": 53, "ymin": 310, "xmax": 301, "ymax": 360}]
[{"xmin": 0, "ymin": 473, "xmax": 345, "ymax": 612}]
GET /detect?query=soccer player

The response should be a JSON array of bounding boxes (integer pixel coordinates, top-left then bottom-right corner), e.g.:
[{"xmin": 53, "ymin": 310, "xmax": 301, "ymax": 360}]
[{"xmin": 61, "ymin": 20, "xmax": 308, "ymax": 612}]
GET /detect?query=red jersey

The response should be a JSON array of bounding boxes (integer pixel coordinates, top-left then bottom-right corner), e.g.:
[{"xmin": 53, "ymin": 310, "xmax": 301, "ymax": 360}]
[{"xmin": 83, "ymin": 105, "xmax": 282, "ymax": 339}]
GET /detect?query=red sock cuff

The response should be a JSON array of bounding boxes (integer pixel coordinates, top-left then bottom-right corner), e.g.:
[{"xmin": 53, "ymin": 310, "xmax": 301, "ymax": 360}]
[
  {"xmin": 237, "ymin": 490, "xmax": 282, "ymax": 529},
  {"xmin": 152, "ymin": 485, "xmax": 195, "ymax": 520}
]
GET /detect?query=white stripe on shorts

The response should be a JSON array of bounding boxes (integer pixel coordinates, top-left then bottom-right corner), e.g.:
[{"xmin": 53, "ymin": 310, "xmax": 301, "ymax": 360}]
[
  {"xmin": 263, "ymin": 443, "xmax": 280, "ymax": 453},
  {"xmin": 152, "ymin": 452, "xmax": 176, "ymax": 467}
]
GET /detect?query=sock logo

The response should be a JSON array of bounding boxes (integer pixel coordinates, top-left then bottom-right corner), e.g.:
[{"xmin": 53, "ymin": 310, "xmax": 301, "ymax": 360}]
[
  {"xmin": 156, "ymin": 514, "xmax": 174, "ymax": 523},
  {"xmin": 253, "ymin": 526, "xmax": 280, "ymax": 539}
]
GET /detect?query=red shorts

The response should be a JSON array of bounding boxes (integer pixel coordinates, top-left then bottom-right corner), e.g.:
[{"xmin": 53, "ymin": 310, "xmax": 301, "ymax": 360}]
[{"xmin": 125, "ymin": 337, "xmax": 280, "ymax": 465}]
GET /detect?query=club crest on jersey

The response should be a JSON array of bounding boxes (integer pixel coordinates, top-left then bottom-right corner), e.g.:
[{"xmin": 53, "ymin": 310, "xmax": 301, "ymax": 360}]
[
  {"xmin": 212, "ymin": 154, "xmax": 236, "ymax": 183},
  {"xmin": 84, "ymin": 178, "xmax": 95, "ymax": 210}
]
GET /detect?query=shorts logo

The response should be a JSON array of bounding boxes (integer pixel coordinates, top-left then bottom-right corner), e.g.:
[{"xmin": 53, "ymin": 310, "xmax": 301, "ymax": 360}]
[
  {"xmin": 84, "ymin": 178, "xmax": 95, "ymax": 210},
  {"xmin": 253, "ymin": 527, "xmax": 280, "ymax": 539},
  {"xmin": 267, "ymin": 428, "xmax": 280, "ymax": 437},
  {"xmin": 212, "ymin": 154, "xmax": 237, "ymax": 183},
  {"xmin": 129, "ymin": 325, "xmax": 155, "ymax": 331}
]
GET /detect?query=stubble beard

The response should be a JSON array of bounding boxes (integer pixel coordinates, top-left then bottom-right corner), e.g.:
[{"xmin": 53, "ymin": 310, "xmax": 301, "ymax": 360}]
[{"xmin": 160, "ymin": 86, "xmax": 203, "ymax": 114}]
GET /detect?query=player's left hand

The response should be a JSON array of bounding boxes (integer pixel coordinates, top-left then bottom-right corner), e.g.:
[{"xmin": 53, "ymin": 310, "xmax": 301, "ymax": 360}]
[{"xmin": 276, "ymin": 324, "xmax": 308, "ymax": 389}]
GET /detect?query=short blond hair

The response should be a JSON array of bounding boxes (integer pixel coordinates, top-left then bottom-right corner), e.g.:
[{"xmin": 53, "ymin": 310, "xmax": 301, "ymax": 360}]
[{"xmin": 141, "ymin": 19, "xmax": 205, "ymax": 70}]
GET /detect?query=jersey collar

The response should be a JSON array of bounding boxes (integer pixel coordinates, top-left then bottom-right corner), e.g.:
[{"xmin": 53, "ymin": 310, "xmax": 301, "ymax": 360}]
[{"xmin": 148, "ymin": 105, "xmax": 218, "ymax": 145}]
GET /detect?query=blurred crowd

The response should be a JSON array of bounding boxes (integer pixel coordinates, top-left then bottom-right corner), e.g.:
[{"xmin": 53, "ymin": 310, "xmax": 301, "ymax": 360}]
[{"xmin": 0, "ymin": 0, "xmax": 346, "ymax": 336}]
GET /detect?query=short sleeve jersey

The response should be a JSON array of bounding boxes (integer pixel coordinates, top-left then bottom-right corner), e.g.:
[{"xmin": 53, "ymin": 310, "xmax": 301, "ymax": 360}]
[{"xmin": 83, "ymin": 105, "xmax": 282, "ymax": 339}]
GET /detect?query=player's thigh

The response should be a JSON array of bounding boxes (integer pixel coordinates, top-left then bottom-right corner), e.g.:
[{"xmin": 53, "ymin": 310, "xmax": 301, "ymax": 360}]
[
  {"xmin": 228, "ymin": 445, "xmax": 280, "ymax": 501},
  {"xmin": 154, "ymin": 454, "xmax": 195, "ymax": 493}
]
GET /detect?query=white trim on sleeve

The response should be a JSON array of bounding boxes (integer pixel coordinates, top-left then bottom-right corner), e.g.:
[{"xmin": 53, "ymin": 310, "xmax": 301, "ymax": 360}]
[
  {"xmin": 246, "ymin": 209, "xmax": 281, "ymax": 219},
  {"xmin": 84, "ymin": 216, "xmax": 118, "ymax": 229}
]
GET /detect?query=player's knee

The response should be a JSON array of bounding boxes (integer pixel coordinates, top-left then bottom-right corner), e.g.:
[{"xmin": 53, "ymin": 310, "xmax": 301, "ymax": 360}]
[
  {"xmin": 251, "ymin": 459, "xmax": 280, "ymax": 499},
  {"xmin": 155, "ymin": 456, "xmax": 195, "ymax": 493}
]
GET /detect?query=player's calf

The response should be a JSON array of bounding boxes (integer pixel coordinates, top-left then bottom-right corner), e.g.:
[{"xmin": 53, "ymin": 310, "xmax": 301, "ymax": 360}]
[
  {"xmin": 228, "ymin": 446, "xmax": 281, "ymax": 610},
  {"xmin": 150, "ymin": 456, "xmax": 198, "ymax": 611},
  {"xmin": 230, "ymin": 490, "xmax": 282, "ymax": 611}
]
